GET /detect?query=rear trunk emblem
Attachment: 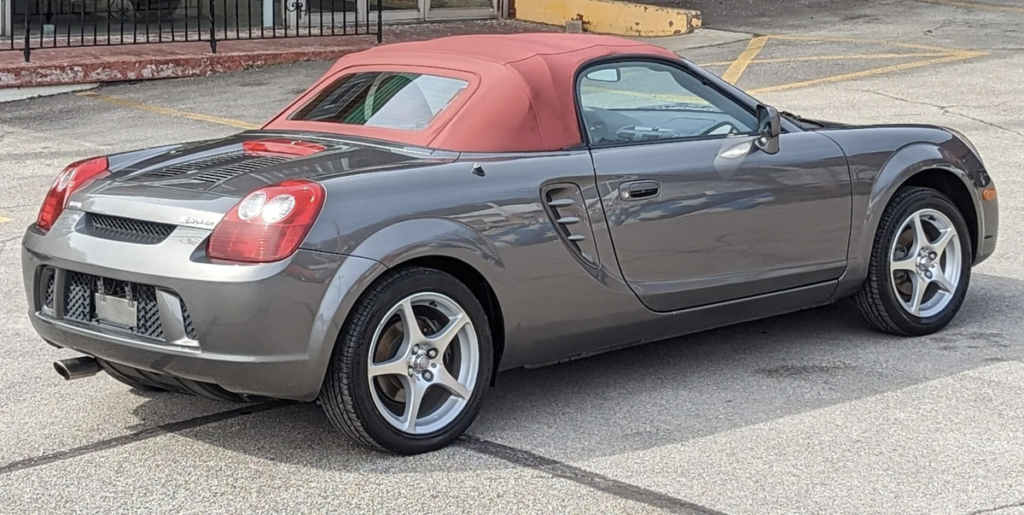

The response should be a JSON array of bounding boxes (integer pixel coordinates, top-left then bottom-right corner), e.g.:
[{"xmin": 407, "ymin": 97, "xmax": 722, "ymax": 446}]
[{"xmin": 179, "ymin": 216, "xmax": 217, "ymax": 228}]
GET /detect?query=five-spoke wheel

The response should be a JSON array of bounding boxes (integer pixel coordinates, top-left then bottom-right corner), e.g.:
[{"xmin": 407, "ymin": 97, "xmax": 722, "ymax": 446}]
[
  {"xmin": 367, "ymin": 292, "xmax": 479, "ymax": 435},
  {"xmin": 856, "ymin": 186, "xmax": 972, "ymax": 336},
  {"xmin": 888, "ymin": 208, "xmax": 962, "ymax": 318},
  {"xmin": 320, "ymin": 267, "xmax": 492, "ymax": 455}
]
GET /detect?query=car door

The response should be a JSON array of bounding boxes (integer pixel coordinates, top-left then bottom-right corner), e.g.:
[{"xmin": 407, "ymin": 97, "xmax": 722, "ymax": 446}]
[{"xmin": 579, "ymin": 59, "xmax": 852, "ymax": 312}]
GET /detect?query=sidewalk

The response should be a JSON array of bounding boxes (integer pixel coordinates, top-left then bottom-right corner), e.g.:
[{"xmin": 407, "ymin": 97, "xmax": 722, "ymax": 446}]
[{"xmin": 0, "ymin": 20, "xmax": 559, "ymax": 89}]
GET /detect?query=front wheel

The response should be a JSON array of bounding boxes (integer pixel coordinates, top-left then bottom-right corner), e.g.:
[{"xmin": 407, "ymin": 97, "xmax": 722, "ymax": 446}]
[
  {"xmin": 855, "ymin": 186, "xmax": 973, "ymax": 336},
  {"xmin": 319, "ymin": 267, "xmax": 493, "ymax": 455}
]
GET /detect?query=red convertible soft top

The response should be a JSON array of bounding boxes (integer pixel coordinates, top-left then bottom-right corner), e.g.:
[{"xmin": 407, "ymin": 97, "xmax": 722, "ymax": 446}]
[{"xmin": 262, "ymin": 33, "xmax": 680, "ymax": 152}]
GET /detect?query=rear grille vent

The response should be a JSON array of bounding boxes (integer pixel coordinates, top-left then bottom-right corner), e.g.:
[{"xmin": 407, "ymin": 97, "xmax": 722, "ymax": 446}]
[
  {"xmin": 180, "ymin": 298, "xmax": 198, "ymax": 340},
  {"xmin": 44, "ymin": 273, "xmax": 55, "ymax": 310},
  {"xmin": 147, "ymin": 152, "xmax": 245, "ymax": 178},
  {"xmin": 142, "ymin": 152, "xmax": 290, "ymax": 184},
  {"xmin": 65, "ymin": 271, "xmax": 164, "ymax": 341},
  {"xmin": 86, "ymin": 214, "xmax": 176, "ymax": 244},
  {"xmin": 38, "ymin": 268, "xmax": 198, "ymax": 345},
  {"xmin": 192, "ymin": 156, "xmax": 289, "ymax": 183}
]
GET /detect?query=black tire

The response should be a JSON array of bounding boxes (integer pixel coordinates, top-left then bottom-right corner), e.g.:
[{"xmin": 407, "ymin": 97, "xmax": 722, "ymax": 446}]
[
  {"xmin": 97, "ymin": 359, "xmax": 171, "ymax": 393},
  {"xmin": 855, "ymin": 186, "xmax": 973, "ymax": 336},
  {"xmin": 319, "ymin": 267, "xmax": 494, "ymax": 455}
]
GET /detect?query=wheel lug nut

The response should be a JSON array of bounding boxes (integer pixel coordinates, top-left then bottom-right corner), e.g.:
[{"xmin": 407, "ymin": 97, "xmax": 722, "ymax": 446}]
[
  {"xmin": 412, "ymin": 345, "xmax": 420, "ymax": 353},
  {"xmin": 925, "ymin": 271, "xmax": 933, "ymax": 279},
  {"xmin": 929, "ymin": 252, "xmax": 937, "ymax": 260},
  {"xmin": 427, "ymin": 348, "xmax": 438, "ymax": 359},
  {"xmin": 423, "ymin": 371, "xmax": 433, "ymax": 381},
  {"xmin": 408, "ymin": 367, "xmax": 415, "ymax": 377}
]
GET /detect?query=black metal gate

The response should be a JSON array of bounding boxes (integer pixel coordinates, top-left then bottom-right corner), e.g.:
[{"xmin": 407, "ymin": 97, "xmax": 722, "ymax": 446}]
[{"xmin": 4, "ymin": 0, "xmax": 382, "ymax": 62}]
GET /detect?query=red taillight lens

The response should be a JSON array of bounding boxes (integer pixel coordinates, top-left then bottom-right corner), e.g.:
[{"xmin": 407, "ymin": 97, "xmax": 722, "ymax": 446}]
[
  {"xmin": 242, "ymin": 139, "xmax": 325, "ymax": 157},
  {"xmin": 207, "ymin": 180, "xmax": 326, "ymax": 263},
  {"xmin": 36, "ymin": 156, "xmax": 110, "ymax": 232}
]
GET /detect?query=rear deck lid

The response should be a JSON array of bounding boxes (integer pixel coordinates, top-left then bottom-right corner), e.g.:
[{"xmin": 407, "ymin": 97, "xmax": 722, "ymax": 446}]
[{"xmin": 111, "ymin": 132, "xmax": 448, "ymax": 196}]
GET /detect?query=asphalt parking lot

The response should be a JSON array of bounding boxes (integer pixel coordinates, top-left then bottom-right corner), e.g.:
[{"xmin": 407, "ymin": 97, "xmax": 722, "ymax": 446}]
[{"xmin": 1, "ymin": 1, "xmax": 1023, "ymax": 513}]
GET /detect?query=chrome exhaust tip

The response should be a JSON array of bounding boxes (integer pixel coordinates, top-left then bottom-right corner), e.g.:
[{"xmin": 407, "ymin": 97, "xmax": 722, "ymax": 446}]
[{"xmin": 53, "ymin": 356, "xmax": 100, "ymax": 381}]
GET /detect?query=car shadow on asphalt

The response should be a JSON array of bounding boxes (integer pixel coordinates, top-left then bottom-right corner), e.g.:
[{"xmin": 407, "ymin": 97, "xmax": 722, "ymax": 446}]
[{"xmin": 127, "ymin": 272, "xmax": 1023, "ymax": 471}]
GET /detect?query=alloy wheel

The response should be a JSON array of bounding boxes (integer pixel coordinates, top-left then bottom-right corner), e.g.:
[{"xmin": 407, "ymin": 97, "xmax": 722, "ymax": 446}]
[
  {"xmin": 888, "ymin": 208, "xmax": 963, "ymax": 318},
  {"xmin": 366, "ymin": 292, "xmax": 479, "ymax": 435}
]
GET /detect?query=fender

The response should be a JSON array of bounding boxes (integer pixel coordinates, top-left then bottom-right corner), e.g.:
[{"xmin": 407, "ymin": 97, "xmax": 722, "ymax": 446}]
[
  {"xmin": 305, "ymin": 217, "xmax": 508, "ymax": 389},
  {"xmin": 305, "ymin": 253, "xmax": 388, "ymax": 394},
  {"xmin": 349, "ymin": 217, "xmax": 507, "ymax": 277},
  {"xmin": 839, "ymin": 141, "xmax": 982, "ymax": 297}
]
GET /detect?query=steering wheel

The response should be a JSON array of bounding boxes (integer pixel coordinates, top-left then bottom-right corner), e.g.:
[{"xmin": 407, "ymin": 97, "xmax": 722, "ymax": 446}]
[{"xmin": 700, "ymin": 121, "xmax": 739, "ymax": 136}]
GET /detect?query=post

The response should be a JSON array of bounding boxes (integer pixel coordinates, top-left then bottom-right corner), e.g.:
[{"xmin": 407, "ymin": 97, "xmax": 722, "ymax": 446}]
[
  {"xmin": 208, "ymin": 0, "xmax": 217, "ymax": 53},
  {"xmin": 22, "ymin": 0, "xmax": 30, "ymax": 62},
  {"xmin": 375, "ymin": 0, "xmax": 380, "ymax": 44}
]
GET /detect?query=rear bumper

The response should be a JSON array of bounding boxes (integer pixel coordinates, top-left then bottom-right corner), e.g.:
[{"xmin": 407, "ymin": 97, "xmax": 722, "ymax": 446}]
[
  {"xmin": 22, "ymin": 210, "xmax": 386, "ymax": 401},
  {"xmin": 30, "ymin": 316, "xmax": 320, "ymax": 400}
]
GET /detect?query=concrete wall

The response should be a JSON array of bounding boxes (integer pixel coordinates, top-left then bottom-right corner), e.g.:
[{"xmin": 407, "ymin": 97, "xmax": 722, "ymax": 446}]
[{"xmin": 514, "ymin": 0, "xmax": 700, "ymax": 37}]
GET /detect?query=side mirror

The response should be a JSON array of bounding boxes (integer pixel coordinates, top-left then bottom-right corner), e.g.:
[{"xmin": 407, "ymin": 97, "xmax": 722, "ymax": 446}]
[
  {"xmin": 755, "ymin": 104, "xmax": 781, "ymax": 154},
  {"xmin": 585, "ymin": 68, "xmax": 620, "ymax": 83}
]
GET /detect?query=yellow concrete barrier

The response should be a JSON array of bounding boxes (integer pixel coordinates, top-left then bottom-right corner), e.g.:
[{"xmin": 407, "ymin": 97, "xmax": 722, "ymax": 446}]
[{"xmin": 514, "ymin": 0, "xmax": 701, "ymax": 37}]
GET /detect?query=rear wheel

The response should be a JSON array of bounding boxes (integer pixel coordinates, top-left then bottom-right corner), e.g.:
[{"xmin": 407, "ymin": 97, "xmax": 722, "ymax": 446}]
[
  {"xmin": 320, "ymin": 267, "xmax": 493, "ymax": 455},
  {"xmin": 855, "ymin": 186, "xmax": 973, "ymax": 335}
]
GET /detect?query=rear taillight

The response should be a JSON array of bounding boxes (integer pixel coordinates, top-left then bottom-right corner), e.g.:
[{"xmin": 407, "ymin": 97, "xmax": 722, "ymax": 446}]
[
  {"xmin": 36, "ymin": 156, "xmax": 110, "ymax": 233},
  {"xmin": 207, "ymin": 180, "xmax": 326, "ymax": 263}
]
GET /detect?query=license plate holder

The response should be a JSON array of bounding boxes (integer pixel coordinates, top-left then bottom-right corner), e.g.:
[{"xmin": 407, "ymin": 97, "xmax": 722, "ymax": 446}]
[{"xmin": 94, "ymin": 292, "xmax": 138, "ymax": 328}]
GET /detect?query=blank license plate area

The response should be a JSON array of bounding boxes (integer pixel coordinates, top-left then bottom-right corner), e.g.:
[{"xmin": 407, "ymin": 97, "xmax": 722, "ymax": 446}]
[{"xmin": 94, "ymin": 292, "xmax": 138, "ymax": 327}]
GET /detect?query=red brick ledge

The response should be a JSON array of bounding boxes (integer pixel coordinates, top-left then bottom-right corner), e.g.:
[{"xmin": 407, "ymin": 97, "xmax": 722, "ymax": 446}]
[
  {"xmin": 0, "ymin": 39, "xmax": 374, "ymax": 88},
  {"xmin": 0, "ymin": 20, "xmax": 560, "ymax": 89}
]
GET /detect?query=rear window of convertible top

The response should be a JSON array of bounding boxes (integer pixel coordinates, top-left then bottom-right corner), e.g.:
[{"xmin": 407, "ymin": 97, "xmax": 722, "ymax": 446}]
[{"xmin": 288, "ymin": 71, "xmax": 469, "ymax": 131}]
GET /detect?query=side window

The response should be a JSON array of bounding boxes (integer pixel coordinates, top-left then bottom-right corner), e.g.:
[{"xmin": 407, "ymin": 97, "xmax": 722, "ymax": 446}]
[{"xmin": 578, "ymin": 61, "xmax": 757, "ymax": 145}]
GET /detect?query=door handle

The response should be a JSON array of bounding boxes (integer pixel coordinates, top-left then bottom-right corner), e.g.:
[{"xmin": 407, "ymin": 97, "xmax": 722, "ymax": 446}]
[{"xmin": 621, "ymin": 180, "xmax": 659, "ymax": 200}]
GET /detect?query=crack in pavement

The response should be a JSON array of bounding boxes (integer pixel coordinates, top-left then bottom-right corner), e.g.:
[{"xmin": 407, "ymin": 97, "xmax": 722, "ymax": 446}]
[
  {"xmin": 0, "ymin": 401, "xmax": 291, "ymax": 475},
  {"xmin": 948, "ymin": 110, "xmax": 1024, "ymax": 138},
  {"xmin": 0, "ymin": 235, "xmax": 23, "ymax": 258},
  {"xmin": 459, "ymin": 435, "xmax": 729, "ymax": 515},
  {"xmin": 0, "ymin": 401, "xmax": 731, "ymax": 515},
  {"xmin": 966, "ymin": 499, "xmax": 1024, "ymax": 515},
  {"xmin": 859, "ymin": 89, "xmax": 1024, "ymax": 138}
]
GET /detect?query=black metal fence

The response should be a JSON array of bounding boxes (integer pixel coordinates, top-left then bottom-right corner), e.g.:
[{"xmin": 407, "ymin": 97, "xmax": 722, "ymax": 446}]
[{"xmin": 4, "ymin": 0, "xmax": 382, "ymax": 62}]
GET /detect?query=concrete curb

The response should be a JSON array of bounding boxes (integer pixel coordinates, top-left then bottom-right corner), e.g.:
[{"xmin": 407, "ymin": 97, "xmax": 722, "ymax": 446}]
[
  {"xmin": 0, "ymin": 42, "xmax": 372, "ymax": 89},
  {"xmin": 514, "ymin": 0, "xmax": 701, "ymax": 37}
]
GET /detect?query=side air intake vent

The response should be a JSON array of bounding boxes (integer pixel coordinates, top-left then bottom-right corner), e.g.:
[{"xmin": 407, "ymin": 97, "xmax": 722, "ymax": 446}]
[{"xmin": 542, "ymin": 183, "xmax": 600, "ymax": 268}]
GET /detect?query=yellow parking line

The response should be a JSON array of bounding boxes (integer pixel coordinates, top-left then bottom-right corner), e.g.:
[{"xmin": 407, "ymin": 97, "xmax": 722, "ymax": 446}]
[
  {"xmin": 698, "ymin": 52, "xmax": 953, "ymax": 67},
  {"xmin": 0, "ymin": 216, "xmax": 11, "ymax": 224},
  {"xmin": 748, "ymin": 51, "xmax": 986, "ymax": 94},
  {"xmin": 721, "ymin": 36, "xmax": 769, "ymax": 85},
  {"xmin": 77, "ymin": 92, "xmax": 259, "ymax": 130},
  {"xmin": 905, "ymin": 0, "xmax": 1024, "ymax": 13},
  {"xmin": 766, "ymin": 34, "xmax": 963, "ymax": 54},
  {"xmin": 582, "ymin": 85, "xmax": 707, "ymax": 104}
]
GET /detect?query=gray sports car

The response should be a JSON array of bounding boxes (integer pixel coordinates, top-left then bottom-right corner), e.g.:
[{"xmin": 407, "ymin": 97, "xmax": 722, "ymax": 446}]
[{"xmin": 22, "ymin": 33, "xmax": 999, "ymax": 454}]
